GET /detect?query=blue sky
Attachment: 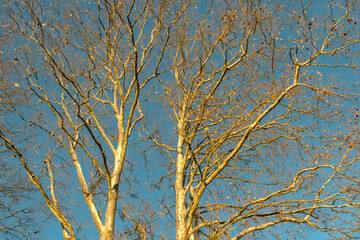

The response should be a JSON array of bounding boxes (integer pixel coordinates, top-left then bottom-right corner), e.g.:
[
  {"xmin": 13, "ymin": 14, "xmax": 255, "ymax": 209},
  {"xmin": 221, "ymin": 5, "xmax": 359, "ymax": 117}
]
[{"xmin": 1, "ymin": 0, "xmax": 360, "ymax": 239}]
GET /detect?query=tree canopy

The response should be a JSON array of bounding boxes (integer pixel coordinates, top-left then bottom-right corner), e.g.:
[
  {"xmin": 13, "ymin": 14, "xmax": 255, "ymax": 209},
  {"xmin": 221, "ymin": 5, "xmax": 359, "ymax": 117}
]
[{"xmin": 1, "ymin": 0, "xmax": 360, "ymax": 239}]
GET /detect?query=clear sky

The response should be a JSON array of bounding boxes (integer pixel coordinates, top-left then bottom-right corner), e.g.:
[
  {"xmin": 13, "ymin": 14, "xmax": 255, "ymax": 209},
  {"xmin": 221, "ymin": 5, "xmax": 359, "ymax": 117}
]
[{"xmin": 1, "ymin": 0, "xmax": 360, "ymax": 239}]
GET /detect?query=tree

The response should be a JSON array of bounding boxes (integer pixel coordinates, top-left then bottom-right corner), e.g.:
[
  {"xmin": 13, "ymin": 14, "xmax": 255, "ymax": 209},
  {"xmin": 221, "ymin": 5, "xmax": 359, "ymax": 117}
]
[
  {"xmin": 1, "ymin": 0, "xmax": 360, "ymax": 239},
  {"xmin": 0, "ymin": 23, "xmax": 43, "ymax": 239},
  {"xmin": 1, "ymin": 0, "xmax": 172, "ymax": 239},
  {"xmin": 149, "ymin": 0, "xmax": 360, "ymax": 239}
]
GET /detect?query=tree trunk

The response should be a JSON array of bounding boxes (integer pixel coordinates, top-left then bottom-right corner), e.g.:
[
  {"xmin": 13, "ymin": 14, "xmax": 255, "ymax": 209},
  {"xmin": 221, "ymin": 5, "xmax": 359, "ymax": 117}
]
[
  {"xmin": 176, "ymin": 129, "xmax": 187, "ymax": 240},
  {"xmin": 100, "ymin": 228, "xmax": 114, "ymax": 240}
]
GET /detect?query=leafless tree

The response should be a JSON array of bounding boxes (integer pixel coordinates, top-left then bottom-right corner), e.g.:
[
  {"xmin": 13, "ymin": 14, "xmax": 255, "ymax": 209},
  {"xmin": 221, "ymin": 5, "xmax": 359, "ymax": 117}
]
[
  {"xmin": 1, "ymin": 0, "xmax": 360, "ymax": 240},
  {"xmin": 0, "ymin": 25, "xmax": 43, "ymax": 239},
  {"xmin": 148, "ymin": 0, "xmax": 360, "ymax": 239},
  {"xmin": 1, "ymin": 0, "xmax": 173, "ymax": 239}
]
